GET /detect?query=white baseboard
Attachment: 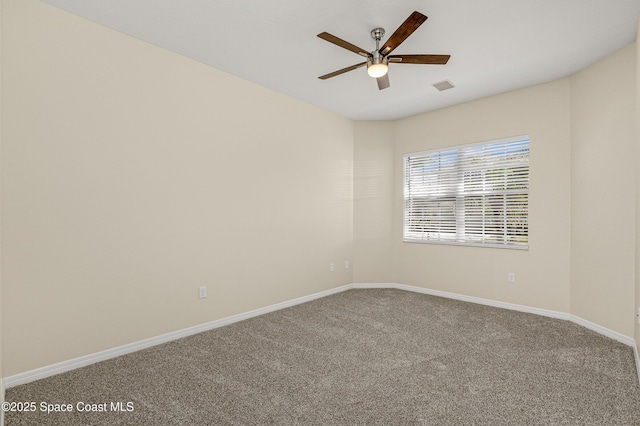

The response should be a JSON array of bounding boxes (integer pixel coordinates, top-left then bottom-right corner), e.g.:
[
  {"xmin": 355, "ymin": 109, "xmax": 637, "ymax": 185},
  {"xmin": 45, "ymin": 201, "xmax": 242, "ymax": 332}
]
[
  {"xmin": 568, "ymin": 314, "xmax": 636, "ymax": 347},
  {"xmin": 353, "ymin": 282, "xmax": 640, "ymax": 381},
  {"xmin": 393, "ymin": 283, "xmax": 572, "ymax": 321},
  {"xmin": 4, "ymin": 282, "xmax": 639, "ymax": 391},
  {"xmin": 357, "ymin": 283, "xmax": 637, "ymax": 345},
  {"xmin": 351, "ymin": 283, "xmax": 392, "ymax": 289},
  {"xmin": 354, "ymin": 282, "xmax": 571, "ymax": 319},
  {"xmin": 634, "ymin": 342, "xmax": 640, "ymax": 386},
  {"xmin": 3, "ymin": 284, "xmax": 352, "ymax": 389}
]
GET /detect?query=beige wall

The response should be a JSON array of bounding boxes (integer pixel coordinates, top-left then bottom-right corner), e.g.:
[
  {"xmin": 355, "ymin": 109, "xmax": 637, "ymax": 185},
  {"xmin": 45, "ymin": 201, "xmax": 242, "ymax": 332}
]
[
  {"xmin": 2, "ymin": 0, "xmax": 353, "ymax": 376},
  {"xmin": 0, "ymin": 0, "xmax": 4, "ymax": 417},
  {"xmin": 353, "ymin": 121, "xmax": 395, "ymax": 283},
  {"xmin": 570, "ymin": 43, "xmax": 636, "ymax": 337},
  {"xmin": 636, "ymin": 21, "xmax": 640, "ymax": 352},
  {"xmin": 391, "ymin": 80, "xmax": 572, "ymax": 312}
]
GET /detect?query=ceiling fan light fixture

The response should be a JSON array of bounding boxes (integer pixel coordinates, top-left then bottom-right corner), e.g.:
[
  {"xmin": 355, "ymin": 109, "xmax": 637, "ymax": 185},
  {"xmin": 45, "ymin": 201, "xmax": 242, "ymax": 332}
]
[
  {"xmin": 367, "ymin": 55, "xmax": 388, "ymax": 78},
  {"xmin": 367, "ymin": 63, "xmax": 388, "ymax": 78}
]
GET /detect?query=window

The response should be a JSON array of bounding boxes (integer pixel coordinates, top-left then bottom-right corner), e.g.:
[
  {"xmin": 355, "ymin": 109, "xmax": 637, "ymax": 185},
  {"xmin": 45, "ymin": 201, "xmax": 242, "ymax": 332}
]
[{"xmin": 403, "ymin": 136, "xmax": 529, "ymax": 249}]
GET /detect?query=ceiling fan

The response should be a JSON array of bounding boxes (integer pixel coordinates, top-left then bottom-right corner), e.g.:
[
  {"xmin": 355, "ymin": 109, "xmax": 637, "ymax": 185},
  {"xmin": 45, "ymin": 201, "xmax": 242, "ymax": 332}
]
[{"xmin": 317, "ymin": 11, "xmax": 450, "ymax": 90}]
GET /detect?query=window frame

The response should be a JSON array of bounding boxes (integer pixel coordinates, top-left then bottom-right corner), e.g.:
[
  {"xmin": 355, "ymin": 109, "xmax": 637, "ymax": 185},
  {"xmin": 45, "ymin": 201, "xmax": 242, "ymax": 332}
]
[{"xmin": 403, "ymin": 135, "xmax": 530, "ymax": 250}]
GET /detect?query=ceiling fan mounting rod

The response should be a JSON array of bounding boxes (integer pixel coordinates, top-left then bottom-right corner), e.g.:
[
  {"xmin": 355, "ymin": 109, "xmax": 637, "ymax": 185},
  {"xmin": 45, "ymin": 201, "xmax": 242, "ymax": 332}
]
[
  {"xmin": 370, "ymin": 27, "xmax": 385, "ymax": 50},
  {"xmin": 369, "ymin": 27, "xmax": 386, "ymax": 69}
]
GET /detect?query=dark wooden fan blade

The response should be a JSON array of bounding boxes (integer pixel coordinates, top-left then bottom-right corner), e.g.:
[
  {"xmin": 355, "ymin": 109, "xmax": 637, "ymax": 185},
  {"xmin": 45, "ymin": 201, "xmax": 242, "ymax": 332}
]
[
  {"xmin": 388, "ymin": 54, "xmax": 450, "ymax": 64},
  {"xmin": 317, "ymin": 32, "xmax": 372, "ymax": 58},
  {"xmin": 376, "ymin": 73, "xmax": 390, "ymax": 90},
  {"xmin": 379, "ymin": 11, "xmax": 428, "ymax": 56},
  {"xmin": 318, "ymin": 62, "xmax": 367, "ymax": 80}
]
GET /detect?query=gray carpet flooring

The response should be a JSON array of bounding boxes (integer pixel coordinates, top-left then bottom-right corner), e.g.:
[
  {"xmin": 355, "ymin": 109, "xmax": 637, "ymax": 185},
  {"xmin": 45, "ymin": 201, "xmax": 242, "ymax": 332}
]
[{"xmin": 5, "ymin": 288, "xmax": 640, "ymax": 425}]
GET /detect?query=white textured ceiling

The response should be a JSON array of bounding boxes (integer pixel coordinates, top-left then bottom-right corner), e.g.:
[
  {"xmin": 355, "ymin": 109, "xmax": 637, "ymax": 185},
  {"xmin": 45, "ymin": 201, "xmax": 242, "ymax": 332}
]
[{"xmin": 41, "ymin": 0, "xmax": 640, "ymax": 120}]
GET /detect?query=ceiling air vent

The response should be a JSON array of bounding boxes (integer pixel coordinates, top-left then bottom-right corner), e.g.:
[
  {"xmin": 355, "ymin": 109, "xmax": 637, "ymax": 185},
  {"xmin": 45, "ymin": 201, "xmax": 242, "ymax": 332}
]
[{"xmin": 433, "ymin": 79, "xmax": 455, "ymax": 91}]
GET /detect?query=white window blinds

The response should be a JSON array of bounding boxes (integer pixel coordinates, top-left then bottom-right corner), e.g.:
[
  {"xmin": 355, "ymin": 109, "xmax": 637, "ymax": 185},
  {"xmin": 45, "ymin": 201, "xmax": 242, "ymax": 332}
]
[{"xmin": 403, "ymin": 136, "xmax": 529, "ymax": 249}]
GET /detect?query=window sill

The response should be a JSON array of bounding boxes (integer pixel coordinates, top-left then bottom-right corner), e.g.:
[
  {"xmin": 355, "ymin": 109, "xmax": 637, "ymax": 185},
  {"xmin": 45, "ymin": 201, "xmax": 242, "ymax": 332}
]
[{"xmin": 403, "ymin": 239, "xmax": 529, "ymax": 250}]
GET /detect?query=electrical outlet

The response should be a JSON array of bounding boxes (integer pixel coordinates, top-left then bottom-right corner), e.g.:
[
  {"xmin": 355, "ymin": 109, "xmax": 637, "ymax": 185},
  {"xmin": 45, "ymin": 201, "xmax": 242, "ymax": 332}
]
[
  {"xmin": 330, "ymin": 263, "xmax": 335, "ymax": 272},
  {"xmin": 345, "ymin": 260, "xmax": 350, "ymax": 269},
  {"xmin": 199, "ymin": 286, "xmax": 207, "ymax": 299},
  {"xmin": 637, "ymin": 308, "xmax": 640, "ymax": 325},
  {"xmin": 507, "ymin": 273, "xmax": 516, "ymax": 283}
]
